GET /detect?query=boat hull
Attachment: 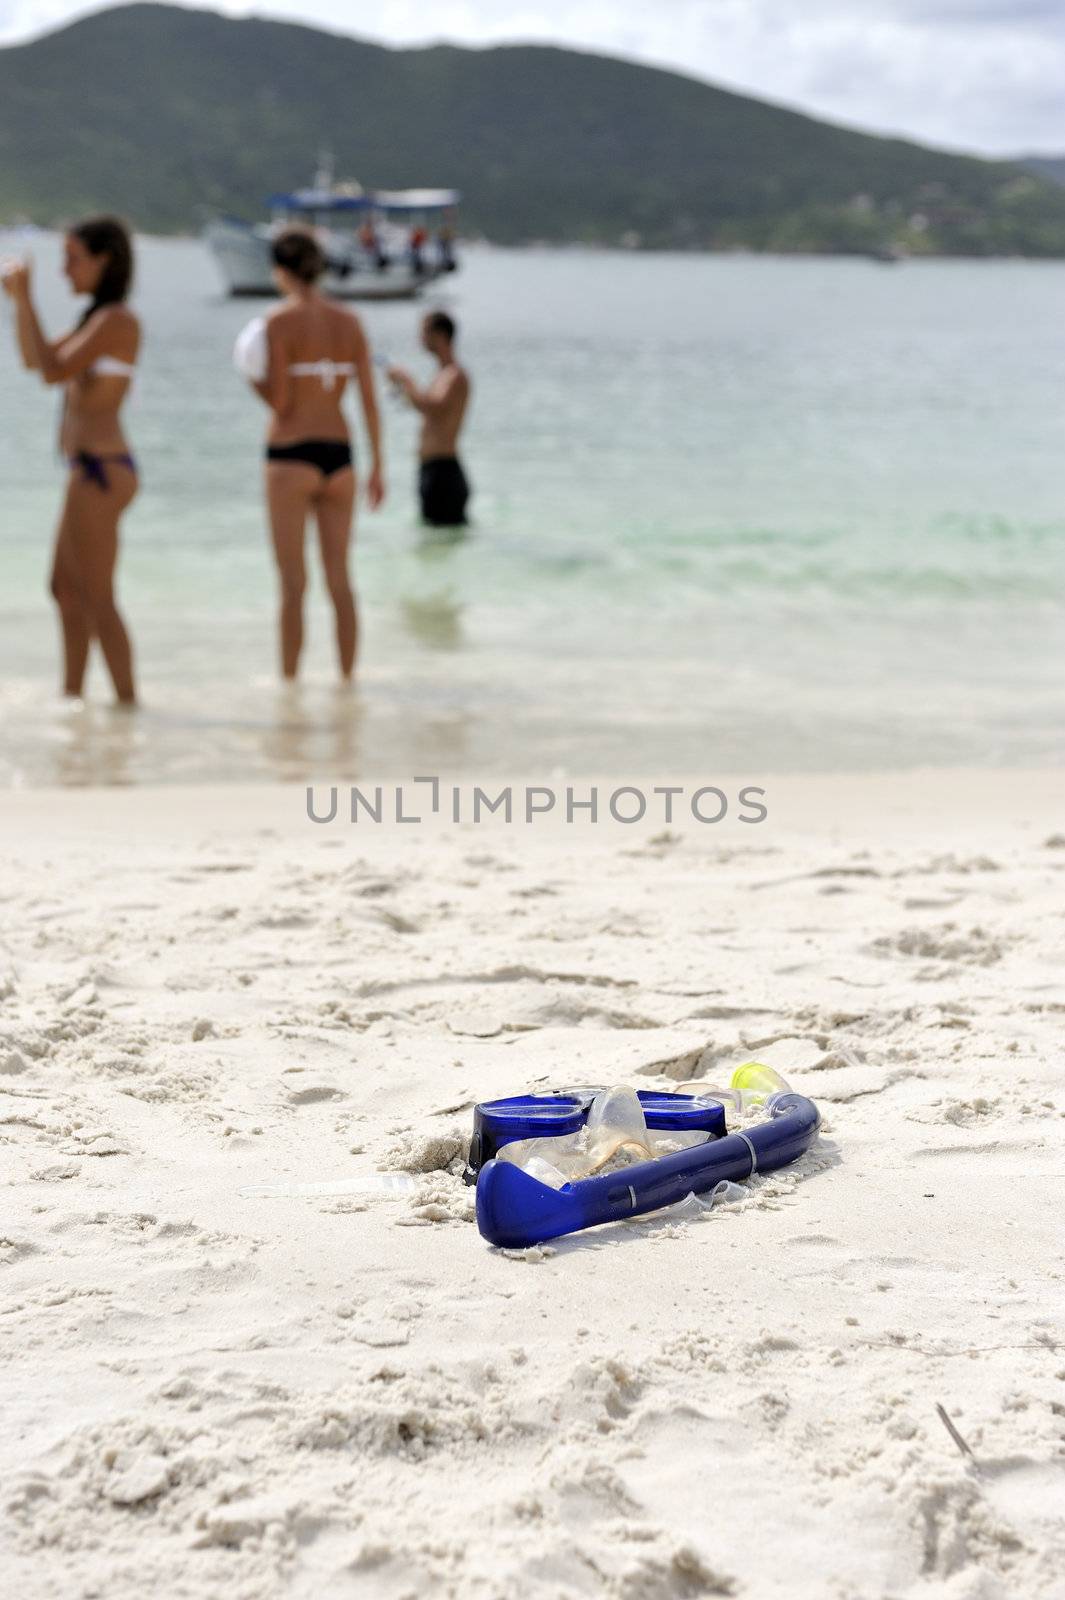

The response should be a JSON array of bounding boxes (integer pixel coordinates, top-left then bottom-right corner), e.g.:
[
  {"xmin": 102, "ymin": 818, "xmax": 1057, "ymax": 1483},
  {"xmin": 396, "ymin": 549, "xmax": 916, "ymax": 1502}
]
[{"xmin": 205, "ymin": 220, "xmax": 450, "ymax": 301}]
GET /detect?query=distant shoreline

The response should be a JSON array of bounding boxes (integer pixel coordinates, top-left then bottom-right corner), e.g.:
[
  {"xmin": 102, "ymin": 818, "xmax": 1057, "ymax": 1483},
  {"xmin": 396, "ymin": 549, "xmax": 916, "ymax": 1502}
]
[{"xmin": 4, "ymin": 224, "xmax": 1064, "ymax": 263}]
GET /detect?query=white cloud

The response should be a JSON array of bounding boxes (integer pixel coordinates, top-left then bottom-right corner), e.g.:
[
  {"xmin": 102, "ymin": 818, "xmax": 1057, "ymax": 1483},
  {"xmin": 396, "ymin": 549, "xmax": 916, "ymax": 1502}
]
[{"xmin": 1, "ymin": 0, "xmax": 1063, "ymax": 153}]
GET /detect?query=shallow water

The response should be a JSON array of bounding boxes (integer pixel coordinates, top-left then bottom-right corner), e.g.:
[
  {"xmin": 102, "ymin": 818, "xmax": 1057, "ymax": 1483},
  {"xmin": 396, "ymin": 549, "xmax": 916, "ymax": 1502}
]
[{"xmin": 1, "ymin": 233, "xmax": 1062, "ymax": 785}]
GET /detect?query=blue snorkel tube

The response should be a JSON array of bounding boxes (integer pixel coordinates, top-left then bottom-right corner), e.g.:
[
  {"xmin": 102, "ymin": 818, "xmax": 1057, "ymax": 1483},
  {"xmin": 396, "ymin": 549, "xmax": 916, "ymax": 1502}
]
[{"xmin": 474, "ymin": 1065, "xmax": 820, "ymax": 1249}]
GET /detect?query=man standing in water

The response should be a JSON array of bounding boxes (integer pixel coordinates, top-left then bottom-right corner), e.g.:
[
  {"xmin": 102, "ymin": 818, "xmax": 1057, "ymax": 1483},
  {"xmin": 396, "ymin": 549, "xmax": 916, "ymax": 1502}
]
[{"xmin": 388, "ymin": 311, "xmax": 471, "ymax": 527}]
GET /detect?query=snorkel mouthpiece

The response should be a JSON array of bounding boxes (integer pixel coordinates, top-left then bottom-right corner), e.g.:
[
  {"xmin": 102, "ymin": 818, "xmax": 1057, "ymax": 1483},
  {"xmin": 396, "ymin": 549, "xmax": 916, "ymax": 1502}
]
[{"xmin": 730, "ymin": 1061, "xmax": 792, "ymax": 1102}]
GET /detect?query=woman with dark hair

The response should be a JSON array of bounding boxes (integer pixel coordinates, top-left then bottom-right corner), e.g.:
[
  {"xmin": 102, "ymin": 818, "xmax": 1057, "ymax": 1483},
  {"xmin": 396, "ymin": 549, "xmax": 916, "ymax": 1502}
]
[
  {"xmin": 1, "ymin": 216, "xmax": 140, "ymax": 704},
  {"xmin": 233, "ymin": 227, "xmax": 384, "ymax": 682}
]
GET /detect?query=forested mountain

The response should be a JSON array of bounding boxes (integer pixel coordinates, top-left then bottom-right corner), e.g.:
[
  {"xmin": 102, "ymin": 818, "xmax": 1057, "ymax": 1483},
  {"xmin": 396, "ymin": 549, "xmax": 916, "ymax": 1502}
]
[{"xmin": 2, "ymin": 3, "xmax": 1064, "ymax": 254}]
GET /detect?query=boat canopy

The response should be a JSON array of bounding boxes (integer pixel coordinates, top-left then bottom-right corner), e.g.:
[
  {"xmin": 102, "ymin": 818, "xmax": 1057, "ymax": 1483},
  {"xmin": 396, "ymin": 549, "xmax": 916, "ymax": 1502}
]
[
  {"xmin": 373, "ymin": 189, "xmax": 461, "ymax": 213},
  {"xmin": 268, "ymin": 188, "xmax": 459, "ymax": 215},
  {"xmin": 268, "ymin": 191, "xmax": 371, "ymax": 213}
]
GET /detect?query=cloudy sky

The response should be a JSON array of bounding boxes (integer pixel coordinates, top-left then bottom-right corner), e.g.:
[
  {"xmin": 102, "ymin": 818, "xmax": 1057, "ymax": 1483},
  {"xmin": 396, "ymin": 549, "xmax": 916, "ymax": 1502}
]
[{"xmin": 1, "ymin": 0, "xmax": 1062, "ymax": 155}]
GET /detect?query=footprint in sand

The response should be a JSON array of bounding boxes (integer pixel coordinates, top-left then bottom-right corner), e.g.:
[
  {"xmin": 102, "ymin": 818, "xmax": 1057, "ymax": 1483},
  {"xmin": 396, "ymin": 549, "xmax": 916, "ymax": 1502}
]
[
  {"xmin": 869, "ymin": 924, "xmax": 1006, "ymax": 966},
  {"xmin": 285, "ymin": 1084, "xmax": 345, "ymax": 1106},
  {"xmin": 981, "ymin": 1458, "xmax": 1065, "ymax": 1545}
]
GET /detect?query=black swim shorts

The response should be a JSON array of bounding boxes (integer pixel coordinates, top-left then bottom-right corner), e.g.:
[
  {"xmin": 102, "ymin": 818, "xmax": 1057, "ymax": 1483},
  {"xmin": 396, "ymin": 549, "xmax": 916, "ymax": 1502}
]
[{"xmin": 419, "ymin": 456, "xmax": 470, "ymax": 527}]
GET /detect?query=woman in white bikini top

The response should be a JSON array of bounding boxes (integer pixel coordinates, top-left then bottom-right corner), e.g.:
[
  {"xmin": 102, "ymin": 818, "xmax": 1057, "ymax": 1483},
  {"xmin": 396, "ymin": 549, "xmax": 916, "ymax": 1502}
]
[
  {"xmin": 234, "ymin": 227, "xmax": 385, "ymax": 683},
  {"xmin": 1, "ymin": 215, "xmax": 141, "ymax": 706}
]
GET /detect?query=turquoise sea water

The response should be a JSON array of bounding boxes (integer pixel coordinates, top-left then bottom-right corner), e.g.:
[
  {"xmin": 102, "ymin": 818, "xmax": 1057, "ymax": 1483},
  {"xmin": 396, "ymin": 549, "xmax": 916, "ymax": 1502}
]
[{"xmin": 0, "ymin": 233, "xmax": 1062, "ymax": 785}]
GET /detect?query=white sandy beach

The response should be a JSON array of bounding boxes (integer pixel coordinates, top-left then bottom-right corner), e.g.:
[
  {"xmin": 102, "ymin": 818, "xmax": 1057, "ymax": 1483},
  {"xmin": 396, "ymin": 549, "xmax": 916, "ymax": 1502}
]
[{"xmin": 2, "ymin": 770, "xmax": 1064, "ymax": 1599}]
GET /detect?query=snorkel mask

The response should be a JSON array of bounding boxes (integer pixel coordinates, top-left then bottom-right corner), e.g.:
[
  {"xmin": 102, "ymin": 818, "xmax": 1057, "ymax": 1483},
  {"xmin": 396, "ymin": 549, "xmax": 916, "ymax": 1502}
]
[
  {"xmin": 465, "ymin": 1087, "xmax": 728, "ymax": 1182},
  {"xmin": 471, "ymin": 1063, "xmax": 820, "ymax": 1248}
]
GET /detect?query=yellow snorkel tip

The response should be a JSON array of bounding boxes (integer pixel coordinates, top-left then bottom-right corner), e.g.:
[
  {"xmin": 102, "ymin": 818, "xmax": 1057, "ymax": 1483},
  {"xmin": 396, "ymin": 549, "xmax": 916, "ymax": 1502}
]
[{"xmin": 730, "ymin": 1061, "xmax": 791, "ymax": 1101}]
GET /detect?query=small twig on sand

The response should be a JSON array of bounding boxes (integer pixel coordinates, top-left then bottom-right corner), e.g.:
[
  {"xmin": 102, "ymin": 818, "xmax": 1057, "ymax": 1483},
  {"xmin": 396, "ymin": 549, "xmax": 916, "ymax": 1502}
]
[{"xmin": 935, "ymin": 1402, "xmax": 978, "ymax": 1466}]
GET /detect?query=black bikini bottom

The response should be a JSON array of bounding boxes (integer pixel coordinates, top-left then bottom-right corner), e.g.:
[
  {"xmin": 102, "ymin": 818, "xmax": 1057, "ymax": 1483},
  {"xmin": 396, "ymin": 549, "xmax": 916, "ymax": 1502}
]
[{"xmin": 267, "ymin": 440, "xmax": 353, "ymax": 477}]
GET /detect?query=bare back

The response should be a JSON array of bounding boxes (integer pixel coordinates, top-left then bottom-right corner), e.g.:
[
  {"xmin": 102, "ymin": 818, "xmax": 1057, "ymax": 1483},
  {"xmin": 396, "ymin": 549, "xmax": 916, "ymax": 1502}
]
[{"xmin": 264, "ymin": 296, "xmax": 364, "ymax": 446}]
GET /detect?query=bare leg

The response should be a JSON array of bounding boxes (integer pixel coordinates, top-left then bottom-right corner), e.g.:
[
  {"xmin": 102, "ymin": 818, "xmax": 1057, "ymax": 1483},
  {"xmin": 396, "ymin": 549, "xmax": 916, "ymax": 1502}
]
[
  {"xmin": 266, "ymin": 463, "xmax": 318, "ymax": 679},
  {"xmin": 314, "ymin": 467, "xmax": 358, "ymax": 679},
  {"xmin": 65, "ymin": 469, "xmax": 138, "ymax": 704},
  {"xmin": 49, "ymin": 501, "xmax": 90, "ymax": 697}
]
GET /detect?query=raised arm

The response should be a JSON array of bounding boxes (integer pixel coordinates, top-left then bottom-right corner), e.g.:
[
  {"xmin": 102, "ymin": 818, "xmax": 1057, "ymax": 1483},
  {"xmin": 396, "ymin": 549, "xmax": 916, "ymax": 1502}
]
[
  {"xmin": 351, "ymin": 317, "xmax": 385, "ymax": 509},
  {"xmin": 3, "ymin": 260, "xmax": 66, "ymax": 378},
  {"xmin": 13, "ymin": 295, "xmax": 46, "ymax": 370},
  {"xmin": 388, "ymin": 364, "xmax": 463, "ymax": 417},
  {"xmin": 2, "ymin": 264, "xmax": 136, "ymax": 386}
]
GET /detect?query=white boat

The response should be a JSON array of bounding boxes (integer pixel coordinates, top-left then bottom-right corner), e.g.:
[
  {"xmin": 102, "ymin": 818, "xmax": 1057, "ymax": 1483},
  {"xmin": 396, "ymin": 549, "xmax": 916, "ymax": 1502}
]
[{"xmin": 206, "ymin": 158, "xmax": 460, "ymax": 300}]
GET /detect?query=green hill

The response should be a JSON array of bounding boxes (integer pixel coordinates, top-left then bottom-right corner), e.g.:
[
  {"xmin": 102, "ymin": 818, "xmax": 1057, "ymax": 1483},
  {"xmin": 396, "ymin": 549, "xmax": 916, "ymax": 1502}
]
[
  {"xmin": 2, "ymin": 2, "xmax": 1065, "ymax": 255},
  {"xmin": 1022, "ymin": 155, "xmax": 1065, "ymax": 190}
]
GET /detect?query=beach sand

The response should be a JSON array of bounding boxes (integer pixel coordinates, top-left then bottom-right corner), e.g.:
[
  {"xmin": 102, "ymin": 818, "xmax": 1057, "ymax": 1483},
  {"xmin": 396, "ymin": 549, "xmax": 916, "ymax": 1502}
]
[{"xmin": 2, "ymin": 771, "xmax": 1063, "ymax": 1599}]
